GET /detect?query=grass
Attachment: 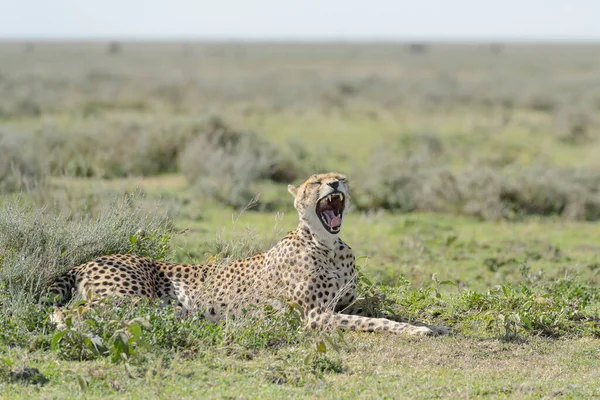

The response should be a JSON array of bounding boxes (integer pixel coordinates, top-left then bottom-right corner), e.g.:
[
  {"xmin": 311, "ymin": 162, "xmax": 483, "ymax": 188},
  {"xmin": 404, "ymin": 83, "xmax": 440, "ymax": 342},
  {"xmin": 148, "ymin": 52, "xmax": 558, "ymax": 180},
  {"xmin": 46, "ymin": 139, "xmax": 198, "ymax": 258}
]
[
  {"xmin": 1, "ymin": 334, "xmax": 599, "ymax": 398},
  {"xmin": 1, "ymin": 41, "xmax": 600, "ymax": 398}
]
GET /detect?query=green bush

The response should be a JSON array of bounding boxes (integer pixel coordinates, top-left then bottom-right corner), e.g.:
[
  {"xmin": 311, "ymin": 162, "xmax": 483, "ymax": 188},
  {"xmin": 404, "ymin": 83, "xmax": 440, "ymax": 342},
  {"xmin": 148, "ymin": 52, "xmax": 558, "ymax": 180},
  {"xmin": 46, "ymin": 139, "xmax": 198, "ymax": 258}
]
[
  {"xmin": 50, "ymin": 298, "xmax": 151, "ymax": 363},
  {"xmin": 5, "ymin": 115, "xmax": 253, "ymax": 180}
]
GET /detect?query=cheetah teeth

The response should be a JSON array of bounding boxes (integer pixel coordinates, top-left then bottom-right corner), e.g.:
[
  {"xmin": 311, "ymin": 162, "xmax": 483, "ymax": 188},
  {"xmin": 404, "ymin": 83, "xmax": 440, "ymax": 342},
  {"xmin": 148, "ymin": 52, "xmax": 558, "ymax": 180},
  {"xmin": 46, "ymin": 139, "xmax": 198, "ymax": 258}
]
[{"xmin": 327, "ymin": 193, "xmax": 344, "ymax": 202}]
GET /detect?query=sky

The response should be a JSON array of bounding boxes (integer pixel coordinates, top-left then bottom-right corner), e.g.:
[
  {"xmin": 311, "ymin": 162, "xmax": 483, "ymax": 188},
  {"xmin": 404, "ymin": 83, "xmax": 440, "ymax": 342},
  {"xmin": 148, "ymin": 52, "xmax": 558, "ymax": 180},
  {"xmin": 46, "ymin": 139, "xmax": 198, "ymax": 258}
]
[{"xmin": 0, "ymin": 0, "xmax": 599, "ymax": 41}]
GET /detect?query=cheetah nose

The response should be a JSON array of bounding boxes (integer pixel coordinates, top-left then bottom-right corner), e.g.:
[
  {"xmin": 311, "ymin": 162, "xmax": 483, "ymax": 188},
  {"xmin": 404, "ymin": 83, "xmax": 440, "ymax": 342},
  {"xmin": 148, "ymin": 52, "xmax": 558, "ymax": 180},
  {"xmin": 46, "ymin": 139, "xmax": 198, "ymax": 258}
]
[{"xmin": 328, "ymin": 181, "xmax": 339, "ymax": 190}]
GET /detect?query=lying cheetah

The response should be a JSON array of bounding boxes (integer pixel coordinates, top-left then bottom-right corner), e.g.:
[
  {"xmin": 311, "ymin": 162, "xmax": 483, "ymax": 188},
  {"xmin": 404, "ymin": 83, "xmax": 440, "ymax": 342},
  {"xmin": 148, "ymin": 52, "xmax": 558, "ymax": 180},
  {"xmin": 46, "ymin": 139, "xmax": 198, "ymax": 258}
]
[{"xmin": 48, "ymin": 173, "xmax": 444, "ymax": 335}]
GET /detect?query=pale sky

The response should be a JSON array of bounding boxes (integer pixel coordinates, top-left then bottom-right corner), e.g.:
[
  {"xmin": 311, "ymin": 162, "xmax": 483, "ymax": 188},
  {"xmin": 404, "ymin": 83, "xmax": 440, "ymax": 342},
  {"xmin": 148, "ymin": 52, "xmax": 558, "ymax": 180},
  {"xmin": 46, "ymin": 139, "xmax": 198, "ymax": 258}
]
[{"xmin": 0, "ymin": 0, "xmax": 598, "ymax": 41}]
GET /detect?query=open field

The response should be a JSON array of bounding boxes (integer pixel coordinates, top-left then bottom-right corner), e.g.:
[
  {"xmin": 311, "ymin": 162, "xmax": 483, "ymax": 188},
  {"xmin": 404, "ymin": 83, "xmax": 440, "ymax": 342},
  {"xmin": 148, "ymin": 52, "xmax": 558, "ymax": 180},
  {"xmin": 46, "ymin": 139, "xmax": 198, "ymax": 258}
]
[{"xmin": 1, "ymin": 42, "xmax": 600, "ymax": 398}]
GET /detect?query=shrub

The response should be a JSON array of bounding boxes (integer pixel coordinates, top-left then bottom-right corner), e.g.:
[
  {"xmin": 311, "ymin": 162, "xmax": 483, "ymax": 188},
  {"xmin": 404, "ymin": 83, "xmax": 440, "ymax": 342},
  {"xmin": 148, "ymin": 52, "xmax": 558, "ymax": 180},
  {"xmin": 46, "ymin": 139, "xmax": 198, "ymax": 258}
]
[
  {"xmin": 9, "ymin": 115, "xmax": 308, "ymax": 210},
  {"xmin": 179, "ymin": 117, "xmax": 305, "ymax": 208},
  {"xmin": 0, "ymin": 190, "xmax": 174, "ymax": 299},
  {"xmin": 553, "ymin": 105, "xmax": 597, "ymax": 144},
  {"xmin": 50, "ymin": 298, "xmax": 151, "ymax": 363},
  {"xmin": 107, "ymin": 41, "xmax": 122, "ymax": 55},
  {"xmin": 355, "ymin": 145, "xmax": 600, "ymax": 220},
  {"xmin": 354, "ymin": 141, "xmax": 455, "ymax": 213},
  {"xmin": 0, "ymin": 286, "xmax": 49, "ymax": 349},
  {"xmin": 501, "ymin": 163, "xmax": 600, "ymax": 220},
  {"xmin": 29, "ymin": 115, "xmax": 209, "ymax": 178},
  {"xmin": 0, "ymin": 126, "xmax": 44, "ymax": 193}
]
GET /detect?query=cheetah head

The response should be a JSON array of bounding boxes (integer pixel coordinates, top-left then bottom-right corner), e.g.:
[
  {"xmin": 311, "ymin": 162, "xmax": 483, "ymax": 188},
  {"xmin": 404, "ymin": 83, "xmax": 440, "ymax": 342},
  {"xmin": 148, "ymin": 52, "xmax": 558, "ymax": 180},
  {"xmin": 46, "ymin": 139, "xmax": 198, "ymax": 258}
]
[{"xmin": 288, "ymin": 172, "xmax": 349, "ymax": 236}]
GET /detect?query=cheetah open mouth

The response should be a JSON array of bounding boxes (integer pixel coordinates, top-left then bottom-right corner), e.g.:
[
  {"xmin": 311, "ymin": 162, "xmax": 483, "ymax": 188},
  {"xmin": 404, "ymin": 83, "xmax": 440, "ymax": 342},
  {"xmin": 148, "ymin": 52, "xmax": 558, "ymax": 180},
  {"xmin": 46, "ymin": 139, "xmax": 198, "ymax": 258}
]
[{"xmin": 316, "ymin": 192, "xmax": 345, "ymax": 234}]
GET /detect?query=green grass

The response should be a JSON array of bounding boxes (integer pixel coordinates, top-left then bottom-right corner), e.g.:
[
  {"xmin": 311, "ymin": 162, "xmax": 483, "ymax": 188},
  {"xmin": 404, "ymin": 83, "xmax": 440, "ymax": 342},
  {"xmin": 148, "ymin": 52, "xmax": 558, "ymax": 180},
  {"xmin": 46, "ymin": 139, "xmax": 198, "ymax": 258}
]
[
  {"xmin": 2, "ymin": 42, "xmax": 600, "ymax": 398},
  {"xmin": 2, "ymin": 336, "xmax": 599, "ymax": 398},
  {"xmin": 1, "ymin": 175, "xmax": 599, "ymax": 398}
]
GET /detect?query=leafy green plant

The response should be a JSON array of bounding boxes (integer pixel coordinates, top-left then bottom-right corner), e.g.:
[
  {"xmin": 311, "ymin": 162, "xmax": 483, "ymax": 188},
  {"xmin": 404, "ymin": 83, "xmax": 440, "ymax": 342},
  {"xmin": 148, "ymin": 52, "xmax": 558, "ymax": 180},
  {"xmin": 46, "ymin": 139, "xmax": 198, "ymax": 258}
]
[{"xmin": 51, "ymin": 297, "xmax": 150, "ymax": 363}]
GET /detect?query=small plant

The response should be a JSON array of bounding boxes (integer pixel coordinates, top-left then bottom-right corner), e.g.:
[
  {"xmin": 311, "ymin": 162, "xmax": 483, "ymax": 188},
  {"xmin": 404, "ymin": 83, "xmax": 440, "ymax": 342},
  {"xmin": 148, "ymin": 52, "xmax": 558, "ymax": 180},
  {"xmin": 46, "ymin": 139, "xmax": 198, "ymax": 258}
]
[
  {"xmin": 51, "ymin": 297, "xmax": 150, "ymax": 363},
  {"xmin": 223, "ymin": 304, "xmax": 304, "ymax": 352},
  {"xmin": 465, "ymin": 280, "xmax": 600, "ymax": 339},
  {"xmin": 264, "ymin": 330, "xmax": 346, "ymax": 385}
]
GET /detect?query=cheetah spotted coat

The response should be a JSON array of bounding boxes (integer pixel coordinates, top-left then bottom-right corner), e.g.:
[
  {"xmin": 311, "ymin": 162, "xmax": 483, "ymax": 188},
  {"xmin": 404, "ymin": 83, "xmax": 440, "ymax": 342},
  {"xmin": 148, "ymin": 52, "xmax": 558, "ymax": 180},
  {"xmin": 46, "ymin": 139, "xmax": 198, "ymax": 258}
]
[{"xmin": 48, "ymin": 173, "xmax": 443, "ymax": 335}]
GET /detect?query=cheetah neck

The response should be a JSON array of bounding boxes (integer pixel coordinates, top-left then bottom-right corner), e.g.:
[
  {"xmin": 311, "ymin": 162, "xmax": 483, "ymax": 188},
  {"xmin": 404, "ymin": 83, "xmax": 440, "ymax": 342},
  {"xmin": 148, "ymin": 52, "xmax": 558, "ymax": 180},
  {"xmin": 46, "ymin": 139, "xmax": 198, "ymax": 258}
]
[{"xmin": 296, "ymin": 221, "xmax": 338, "ymax": 249}]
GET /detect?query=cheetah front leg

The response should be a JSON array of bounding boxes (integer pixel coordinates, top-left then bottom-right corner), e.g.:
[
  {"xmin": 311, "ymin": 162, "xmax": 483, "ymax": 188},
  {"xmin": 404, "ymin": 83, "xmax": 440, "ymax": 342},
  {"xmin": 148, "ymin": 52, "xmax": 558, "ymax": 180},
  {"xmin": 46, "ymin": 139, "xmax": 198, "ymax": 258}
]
[
  {"xmin": 337, "ymin": 300, "xmax": 449, "ymax": 336},
  {"xmin": 305, "ymin": 307, "xmax": 436, "ymax": 336}
]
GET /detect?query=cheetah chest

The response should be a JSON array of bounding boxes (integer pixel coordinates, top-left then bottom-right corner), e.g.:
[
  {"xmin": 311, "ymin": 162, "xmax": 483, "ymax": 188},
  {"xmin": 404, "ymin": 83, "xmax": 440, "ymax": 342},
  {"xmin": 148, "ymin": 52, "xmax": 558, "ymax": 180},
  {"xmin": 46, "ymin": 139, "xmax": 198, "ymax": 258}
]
[{"xmin": 270, "ymin": 239, "xmax": 357, "ymax": 311}]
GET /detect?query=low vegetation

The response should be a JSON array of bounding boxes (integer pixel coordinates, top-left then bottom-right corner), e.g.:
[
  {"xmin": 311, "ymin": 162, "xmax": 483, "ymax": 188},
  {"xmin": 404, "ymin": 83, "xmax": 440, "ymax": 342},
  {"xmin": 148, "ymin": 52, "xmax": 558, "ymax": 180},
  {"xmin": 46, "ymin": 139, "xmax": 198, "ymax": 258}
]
[
  {"xmin": 179, "ymin": 116, "xmax": 306, "ymax": 208},
  {"xmin": 0, "ymin": 191, "xmax": 173, "ymax": 299},
  {"xmin": 1, "ymin": 42, "xmax": 600, "ymax": 398},
  {"xmin": 355, "ymin": 146, "xmax": 600, "ymax": 220},
  {"xmin": 0, "ymin": 127, "xmax": 44, "ymax": 194}
]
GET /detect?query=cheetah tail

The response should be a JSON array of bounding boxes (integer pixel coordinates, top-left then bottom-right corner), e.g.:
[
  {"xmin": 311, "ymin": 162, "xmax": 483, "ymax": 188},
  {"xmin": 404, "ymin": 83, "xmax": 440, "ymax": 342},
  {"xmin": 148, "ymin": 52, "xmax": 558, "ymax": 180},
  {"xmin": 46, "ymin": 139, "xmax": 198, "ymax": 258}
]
[{"xmin": 44, "ymin": 272, "xmax": 76, "ymax": 306}]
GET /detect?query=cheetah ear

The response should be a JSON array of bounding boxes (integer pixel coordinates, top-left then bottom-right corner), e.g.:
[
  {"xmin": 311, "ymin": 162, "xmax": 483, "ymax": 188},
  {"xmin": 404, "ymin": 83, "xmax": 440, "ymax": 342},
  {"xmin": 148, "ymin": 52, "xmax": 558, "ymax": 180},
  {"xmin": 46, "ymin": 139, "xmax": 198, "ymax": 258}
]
[{"xmin": 287, "ymin": 185, "xmax": 298, "ymax": 198}]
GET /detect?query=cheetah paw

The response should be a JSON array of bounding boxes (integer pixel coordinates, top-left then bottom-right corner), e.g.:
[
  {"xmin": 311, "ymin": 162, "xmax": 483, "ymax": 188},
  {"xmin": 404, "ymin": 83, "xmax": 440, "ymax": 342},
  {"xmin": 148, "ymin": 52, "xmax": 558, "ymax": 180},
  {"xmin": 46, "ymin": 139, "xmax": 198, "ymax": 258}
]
[
  {"xmin": 50, "ymin": 308, "xmax": 67, "ymax": 331},
  {"xmin": 410, "ymin": 324, "xmax": 450, "ymax": 336},
  {"xmin": 411, "ymin": 326, "xmax": 435, "ymax": 336}
]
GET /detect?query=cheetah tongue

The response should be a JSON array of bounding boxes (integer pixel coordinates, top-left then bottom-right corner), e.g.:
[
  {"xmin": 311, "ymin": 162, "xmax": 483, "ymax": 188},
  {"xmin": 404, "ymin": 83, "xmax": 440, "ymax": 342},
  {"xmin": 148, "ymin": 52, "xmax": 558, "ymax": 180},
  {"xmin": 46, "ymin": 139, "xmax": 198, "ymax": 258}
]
[
  {"xmin": 322, "ymin": 210, "xmax": 342, "ymax": 229},
  {"xmin": 330, "ymin": 216, "xmax": 342, "ymax": 229}
]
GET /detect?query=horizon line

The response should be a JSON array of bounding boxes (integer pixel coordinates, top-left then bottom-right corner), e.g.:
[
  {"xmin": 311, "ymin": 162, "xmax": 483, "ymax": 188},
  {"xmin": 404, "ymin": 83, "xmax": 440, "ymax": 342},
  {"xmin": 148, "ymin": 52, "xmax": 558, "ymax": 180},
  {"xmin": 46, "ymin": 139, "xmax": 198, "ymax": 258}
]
[{"xmin": 2, "ymin": 36, "xmax": 600, "ymax": 44}]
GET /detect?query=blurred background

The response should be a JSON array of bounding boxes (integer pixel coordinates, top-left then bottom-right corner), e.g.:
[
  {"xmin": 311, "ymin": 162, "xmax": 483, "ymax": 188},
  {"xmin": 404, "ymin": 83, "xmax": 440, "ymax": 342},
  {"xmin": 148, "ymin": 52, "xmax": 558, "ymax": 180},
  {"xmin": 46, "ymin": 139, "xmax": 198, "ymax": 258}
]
[{"xmin": 2, "ymin": 0, "xmax": 600, "ymax": 286}]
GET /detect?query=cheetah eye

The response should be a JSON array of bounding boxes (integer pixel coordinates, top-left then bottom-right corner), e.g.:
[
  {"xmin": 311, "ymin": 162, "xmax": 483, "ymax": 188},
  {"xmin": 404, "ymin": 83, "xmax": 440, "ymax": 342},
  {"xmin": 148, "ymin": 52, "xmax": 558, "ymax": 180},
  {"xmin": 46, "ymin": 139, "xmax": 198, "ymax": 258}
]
[{"xmin": 310, "ymin": 181, "xmax": 321, "ymax": 185}]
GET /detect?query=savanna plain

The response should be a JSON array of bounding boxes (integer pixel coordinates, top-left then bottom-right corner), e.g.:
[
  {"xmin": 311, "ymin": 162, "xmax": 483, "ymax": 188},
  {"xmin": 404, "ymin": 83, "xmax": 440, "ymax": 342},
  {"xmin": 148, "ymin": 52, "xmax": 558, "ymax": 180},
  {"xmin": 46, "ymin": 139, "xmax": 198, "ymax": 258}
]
[{"xmin": 1, "ymin": 42, "xmax": 600, "ymax": 399}]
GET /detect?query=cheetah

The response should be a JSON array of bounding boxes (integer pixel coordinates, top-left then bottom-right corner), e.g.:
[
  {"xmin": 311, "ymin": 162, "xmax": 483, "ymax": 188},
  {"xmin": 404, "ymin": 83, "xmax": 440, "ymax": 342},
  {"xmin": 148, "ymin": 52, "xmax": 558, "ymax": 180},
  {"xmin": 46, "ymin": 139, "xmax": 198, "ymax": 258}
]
[{"xmin": 48, "ymin": 172, "xmax": 444, "ymax": 336}]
